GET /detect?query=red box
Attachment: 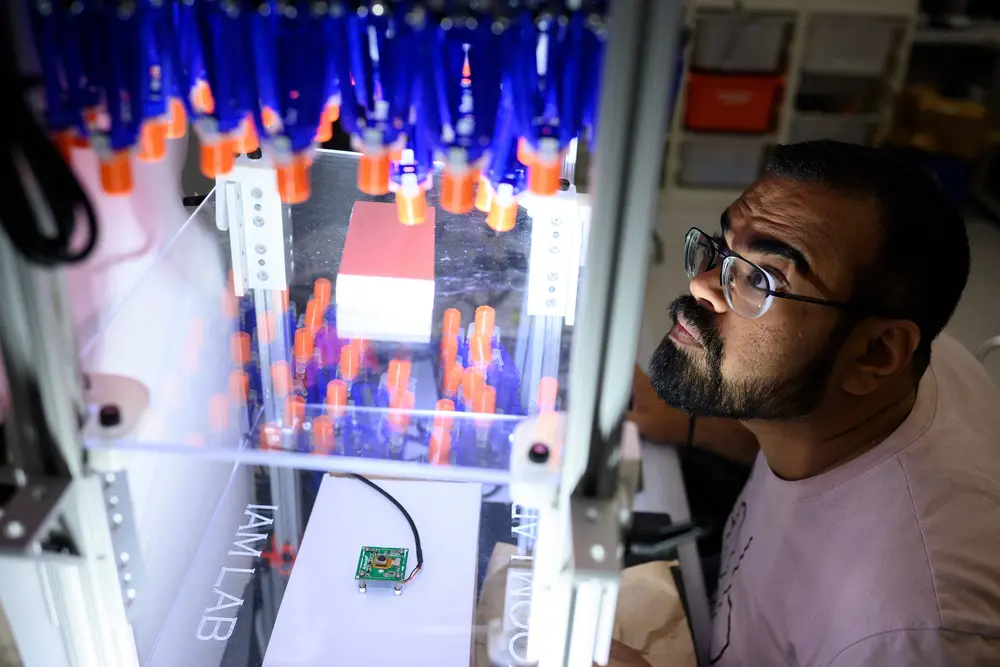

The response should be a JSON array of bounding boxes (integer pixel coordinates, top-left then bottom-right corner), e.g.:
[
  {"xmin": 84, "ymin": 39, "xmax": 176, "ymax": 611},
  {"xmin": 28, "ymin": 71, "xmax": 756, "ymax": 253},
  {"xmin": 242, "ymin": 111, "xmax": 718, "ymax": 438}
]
[{"xmin": 685, "ymin": 73, "xmax": 783, "ymax": 133}]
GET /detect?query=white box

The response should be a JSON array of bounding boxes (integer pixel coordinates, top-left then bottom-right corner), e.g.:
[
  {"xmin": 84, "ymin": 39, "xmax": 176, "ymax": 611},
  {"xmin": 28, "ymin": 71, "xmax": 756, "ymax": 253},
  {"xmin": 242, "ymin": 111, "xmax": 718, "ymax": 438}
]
[
  {"xmin": 693, "ymin": 14, "xmax": 791, "ymax": 73},
  {"xmin": 803, "ymin": 16, "xmax": 897, "ymax": 76},
  {"xmin": 263, "ymin": 475, "xmax": 482, "ymax": 667}
]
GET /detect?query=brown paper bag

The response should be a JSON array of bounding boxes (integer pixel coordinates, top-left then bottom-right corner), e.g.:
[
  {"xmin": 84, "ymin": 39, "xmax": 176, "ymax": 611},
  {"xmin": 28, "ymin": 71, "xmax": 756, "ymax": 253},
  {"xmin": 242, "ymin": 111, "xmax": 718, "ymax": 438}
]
[{"xmin": 474, "ymin": 544, "xmax": 696, "ymax": 667}]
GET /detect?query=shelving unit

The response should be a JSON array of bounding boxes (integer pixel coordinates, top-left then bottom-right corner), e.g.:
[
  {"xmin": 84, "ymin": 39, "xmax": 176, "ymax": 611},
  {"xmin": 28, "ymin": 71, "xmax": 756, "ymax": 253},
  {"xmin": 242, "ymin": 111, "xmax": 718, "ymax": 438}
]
[{"xmin": 661, "ymin": 0, "xmax": 919, "ymax": 218}]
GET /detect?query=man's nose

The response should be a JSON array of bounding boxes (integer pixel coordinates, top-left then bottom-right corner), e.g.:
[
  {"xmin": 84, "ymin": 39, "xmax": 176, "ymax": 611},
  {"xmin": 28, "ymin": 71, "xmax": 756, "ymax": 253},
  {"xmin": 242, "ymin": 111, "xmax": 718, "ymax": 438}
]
[{"xmin": 689, "ymin": 266, "xmax": 728, "ymax": 314}]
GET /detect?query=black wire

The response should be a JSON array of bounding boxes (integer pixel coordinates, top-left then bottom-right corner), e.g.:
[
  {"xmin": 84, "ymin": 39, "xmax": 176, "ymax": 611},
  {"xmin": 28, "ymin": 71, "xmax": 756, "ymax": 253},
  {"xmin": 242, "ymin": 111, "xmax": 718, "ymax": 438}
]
[
  {"xmin": 0, "ymin": 6, "xmax": 99, "ymax": 266},
  {"xmin": 347, "ymin": 473, "xmax": 424, "ymax": 578}
]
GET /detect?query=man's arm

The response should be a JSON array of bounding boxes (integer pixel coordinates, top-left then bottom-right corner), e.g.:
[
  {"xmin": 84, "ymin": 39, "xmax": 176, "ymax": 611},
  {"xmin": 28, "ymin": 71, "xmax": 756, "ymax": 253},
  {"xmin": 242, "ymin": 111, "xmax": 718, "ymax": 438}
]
[{"xmin": 627, "ymin": 366, "xmax": 759, "ymax": 467}]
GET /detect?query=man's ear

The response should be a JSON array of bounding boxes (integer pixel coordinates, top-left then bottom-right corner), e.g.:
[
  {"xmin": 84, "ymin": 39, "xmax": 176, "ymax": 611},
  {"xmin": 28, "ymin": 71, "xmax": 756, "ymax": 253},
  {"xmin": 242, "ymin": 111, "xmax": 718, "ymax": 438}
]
[{"xmin": 841, "ymin": 319, "xmax": 922, "ymax": 396}]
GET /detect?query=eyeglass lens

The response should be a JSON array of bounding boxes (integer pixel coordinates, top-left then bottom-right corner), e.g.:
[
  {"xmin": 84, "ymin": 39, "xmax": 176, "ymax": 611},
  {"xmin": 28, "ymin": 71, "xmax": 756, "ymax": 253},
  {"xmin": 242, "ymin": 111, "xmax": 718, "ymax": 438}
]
[{"xmin": 684, "ymin": 228, "xmax": 773, "ymax": 319}]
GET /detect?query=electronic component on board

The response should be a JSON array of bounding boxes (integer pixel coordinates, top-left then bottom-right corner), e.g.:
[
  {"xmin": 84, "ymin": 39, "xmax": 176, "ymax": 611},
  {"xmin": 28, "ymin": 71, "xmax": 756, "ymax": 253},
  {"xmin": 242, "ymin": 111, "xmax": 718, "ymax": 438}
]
[{"xmin": 355, "ymin": 546, "xmax": 410, "ymax": 595}]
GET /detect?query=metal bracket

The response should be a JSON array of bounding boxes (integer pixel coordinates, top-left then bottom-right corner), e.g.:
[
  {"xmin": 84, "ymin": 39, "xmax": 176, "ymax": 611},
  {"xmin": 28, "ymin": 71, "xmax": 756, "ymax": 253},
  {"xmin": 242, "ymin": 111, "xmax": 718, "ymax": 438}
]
[
  {"xmin": 217, "ymin": 154, "xmax": 291, "ymax": 294},
  {"xmin": 0, "ymin": 471, "xmax": 71, "ymax": 553},
  {"xmin": 101, "ymin": 471, "xmax": 146, "ymax": 619},
  {"xmin": 523, "ymin": 188, "xmax": 584, "ymax": 321}
]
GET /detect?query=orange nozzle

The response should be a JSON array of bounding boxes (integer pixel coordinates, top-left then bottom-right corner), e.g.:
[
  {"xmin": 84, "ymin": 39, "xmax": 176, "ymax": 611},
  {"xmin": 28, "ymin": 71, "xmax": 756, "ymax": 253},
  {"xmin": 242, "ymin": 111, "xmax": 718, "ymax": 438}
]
[
  {"xmin": 229, "ymin": 370, "xmax": 250, "ymax": 404},
  {"xmin": 443, "ymin": 361, "xmax": 463, "ymax": 397},
  {"xmin": 271, "ymin": 361, "xmax": 292, "ymax": 397},
  {"xmin": 257, "ymin": 312, "xmax": 276, "ymax": 344},
  {"xmin": 304, "ymin": 298, "xmax": 323, "ymax": 334},
  {"xmin": 529, "ymin": 159, "xmax": 562, "ymax": 196},
  {"xmin": 232, "ymin": 332, "xmax": 252, "ymax": 367},
  {"xmin": 313, "ymin": 278, "xmax": 332, "ymax": 309},
  {"xmin": 486, "ymin": 201, "xmax": 517, "ymax": 232},
  {"xmin": 396, "ymin": 188, "xmax": 428, "ymax": 225},
  {"xmin": 517, "ymin": 137, "xmax": 535, "ymax": 166},
  {"xmin": 200, "ymin": 138, "xmax": 235, "ymax": 179},
  {"xmin": 339, "ymin": 344, "xmax": 358, "ymax": 381},
  {"xmin": 469, "ymin": 334, "xmax": 492, "ymax": 367},
  {"xmin": 312, "ymin": 415, "xmax": 335, "ymax": 453},
  {"xmin": 284, "ymin": 395, "xmax": 306, "ymax": 429},
  {"xmin": 537, "ymin": 376, "xmax": 559, "ymax": 412},
  {"xmin": 461, "ymin": 367, "xmax": 485, "ymax": 404},
  {"xmin": 167, "ymin": 97, "xmax": 187, "ymax": 139},
  {"xmin": 51, "ymin": 131, "xmax": 74, "ymax": 163},
  {"xmin": 442, "ymin": 308, "xmax": 462, "ymax": 339},
  {"xmin": 387, "ymin": 359, "xmax": 411, "ymax": 393},
  {"xmin": 358, "ymin": 150, "xmax": 390, "ymax": 195},
  {"xmin": 100, "ymin": 150, "xmax": 133, "ymax": 196},
  {"xmin": 474, "ymin": 305, "xmax": 495, "ymax": 340},
  {"xmin": 388, "ymin": 390, "xmax": 414, "ymax": 432},
  {"xmin": 138, "ymin": 119, "xmax": 169, "ymax": 162},
  {"xmin": 209, "ymin": 394, "xmax": 230, "ymax": 432},
  {"xmin": 325, "ymin": 379, "xmax": 348, "ymax": 418},
  {"xmin": 475, "ymin": 176, "xmax": 494, "ymax": 213},
  {"xmin": 277, "ymin": 153, "xmax": 311, "ymax": 205},
  {"xmin": 259, "ymin": 422, "xmax": 282, "ymax": 451},
  {"xmin": 487, "ymin": 198, "xmax": 518, "ymax": 233},
  {"xmin": 294, "ymin": 328, "xmax": 315, "ymax": 365},
  {"xmin": 234, "ymin": 114, "xmax": 259, "ymax": 154},
  {"xmin": 192, "ymin": 81, "xmax": 215, "ymax": 115},
  {"xmin": 440, "ymin": 169, "xmax": 476, "ymax": 214}
]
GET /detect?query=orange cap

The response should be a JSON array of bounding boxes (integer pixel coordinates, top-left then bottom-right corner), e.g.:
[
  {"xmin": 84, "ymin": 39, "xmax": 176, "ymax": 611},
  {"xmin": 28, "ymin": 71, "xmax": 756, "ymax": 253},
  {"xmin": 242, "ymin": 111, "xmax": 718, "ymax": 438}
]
[
  {"xmin": 271, "ymin": 361, "xmax": 292, "ymax": 397},
  {"xmin": 229, "ymin": 370, "xmax": 250, "ymax": 404},
  {"xmin": 232, "ymin": 332, "xmax": 252, "ymax": 367},
  {"xmin": 442, "ymin": 308, "xmax": 462, "ymax": 338},
  {"xmin": 469, "ymin": 334, "xmax": 492, "ymax": 367},
  {"xmin": 234, "ymin": 114, "xmax": 259, "ymax": 154},
  {"xmin": 51, "ymin": 131, "xmax": 74, "ymax": 163},
  {"xmin": 311, "ymin": 415, "xmax": 335, "ymax": 453},
  {"xmin": 396, "ymin": 188, "xmax": 428, "ymax": 225},
  {"xmin": 358, "ymin": 150, "xmax": 390, "ymax": 195},
  {"xmin": 209, "ymin": 394, "xmax": 230, "ymax": 432},
  {"xmin": 339, "ymin": 344, "xmax": 358, "ymax": 381},
  {"xmin": 440, "ymin": 169, "xmax": 475, "ymax": 214},
  {"xmin": 474, "ymin": 384, "xmax": 497, "ymax": 415},
  {"xmin": 325, "ymin": 379, "xmax": 348, "ymax": 418},
  {"xmin": 261, "ymin": 106, "xmax": 280, "ymax": 131},
  {"xmin": 387, "ymin": 359, "xmax": 411, "ymax": 393},
  {"xmin": 313, "ymin": 278, "xmax": 332, "ymax": 309},
  {"xmin": 474, "ymin": 305, "xmax": 495, "ymax": 340},
  {"xmin": 100, "ymin": 150, "xmax": 133, "ymax": 195},
  {"xmin": 517, "ymin": 137, "xmax": 535, "ymax": 166},
  {"xmin": 277, "ymin": 152, "xmax": 311, "ymax": 204},
  {"xmin": 294, "ymin": 328, "xmax": 315, "ymax": 365},
  {"xmin": 537, "ymin": 376, "xmax": 559, "ymax": 411},
  {"xmin": 529, "ymin": 159, "xmax": 561, "ymax": 196},
  {"xmin": 259, "ymin": 422, "xmax": 282, "ymax": 451},
  {"xmin": 475, "ymin": 176, "xmax": 494, "ymax": 213},
  {"xmin": 200, "ymin": 138, "xmax": 235, "ymax": 179},
  {"xmin": 304, "ymin": 298, "xmax": 323, "ymax": 334},
  {"xmin": 487, "ymin": 199, "xmax": 518, "ymax": 233},
  {"xmin": 387, "ymin": 390, "xmax": 414, "ymax": 432},
  {"xmin": 443, "ymin": 361, "xmax": 463, "ymax": 397},
  {"xmin": 284, "ymin": 395, "xmax": 306, "ymax": 429},
  {"xmin": 138, "ymin": 119, "xmax": 169, "ymax": 162},
  {"xmin": 167, "ymin": 97, "xmax": 187, "ymax": 139},
  {"xmin": 192, "ymin": 80, "xmax": 215, "ymax": 115},
  {"xmin": 461, "ymin": 366, "xmax": 485, "ymax": 404}
]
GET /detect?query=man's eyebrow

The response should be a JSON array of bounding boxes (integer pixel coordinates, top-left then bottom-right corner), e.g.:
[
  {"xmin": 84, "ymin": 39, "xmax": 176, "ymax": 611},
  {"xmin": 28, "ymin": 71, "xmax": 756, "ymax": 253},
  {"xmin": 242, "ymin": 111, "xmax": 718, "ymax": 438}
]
[{"xmin": 746, "ymin": 236, "xmax": 811, "ymax": 275}]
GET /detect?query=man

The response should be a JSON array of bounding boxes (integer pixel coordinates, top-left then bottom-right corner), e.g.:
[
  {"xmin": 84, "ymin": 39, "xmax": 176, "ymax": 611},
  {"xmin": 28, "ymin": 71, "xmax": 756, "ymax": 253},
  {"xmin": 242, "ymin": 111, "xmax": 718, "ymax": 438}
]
[{"xmin": 630, "ymin": 141, "xmax": 1000, "ymax": 665}]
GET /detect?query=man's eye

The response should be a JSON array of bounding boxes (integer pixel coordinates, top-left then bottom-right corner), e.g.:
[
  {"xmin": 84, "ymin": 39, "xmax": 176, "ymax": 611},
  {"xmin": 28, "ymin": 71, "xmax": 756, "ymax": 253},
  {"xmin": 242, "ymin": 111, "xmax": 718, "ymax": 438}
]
[{"xmin": 762, "ymin": 266, "xmax": 787, "ymax": 286}]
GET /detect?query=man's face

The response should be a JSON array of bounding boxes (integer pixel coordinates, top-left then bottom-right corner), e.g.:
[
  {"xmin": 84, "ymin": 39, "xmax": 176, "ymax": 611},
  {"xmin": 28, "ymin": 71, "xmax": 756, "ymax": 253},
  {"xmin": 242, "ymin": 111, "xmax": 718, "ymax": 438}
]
[{"xmin": 649, "ymin": 177, "xmax": 881, "ymax": 420}]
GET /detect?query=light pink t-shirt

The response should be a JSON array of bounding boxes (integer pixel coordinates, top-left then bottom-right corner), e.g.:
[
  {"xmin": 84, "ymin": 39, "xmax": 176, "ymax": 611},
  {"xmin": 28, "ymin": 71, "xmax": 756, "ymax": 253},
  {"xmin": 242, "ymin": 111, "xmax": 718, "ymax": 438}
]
[{"xmin": 711, "ymin": 332, "xmax": 1000, "ymax": 666}]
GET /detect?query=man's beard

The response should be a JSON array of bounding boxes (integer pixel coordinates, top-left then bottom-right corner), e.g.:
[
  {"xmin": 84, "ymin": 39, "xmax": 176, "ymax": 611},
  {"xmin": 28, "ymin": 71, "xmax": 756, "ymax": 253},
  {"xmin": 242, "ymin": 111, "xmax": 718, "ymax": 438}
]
[{"xmin": 648, "ymin": 295, "xmax": 848, "ymax": 420}]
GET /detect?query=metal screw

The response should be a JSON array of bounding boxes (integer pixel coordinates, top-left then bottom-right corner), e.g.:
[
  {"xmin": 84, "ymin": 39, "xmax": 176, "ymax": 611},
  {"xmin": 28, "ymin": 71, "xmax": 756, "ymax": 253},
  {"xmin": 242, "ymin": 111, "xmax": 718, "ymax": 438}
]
[
  {"xmin": 107, "ymin": 495, "xmax": 119, "ymax": 506},
  {"xmin": 119, "ymin": 551, "xmax": 130, "ymax": 565},
  {"xmin": 123, "ymin": 572, "xmax": 133, "ymax": 583},
  {"xmin": 586, "ymin": 506, "xmax": 600, "ymax": 522},
  {"xmin": 552, "ymin": 217, "xmax": 562, "ymax": 226},
  {"xmin": 254, "ymin": 203, "xmax": 262, "ymax": 211},
  {"xmin": 111, "ymin": 513, "xmax": 123, "ymax": 527},
  {"xmin": 4, "ymin": 521, "xmax": 25, "ymax": 540},
  {"xmin": 258, "ymin": 259, "xmax": 266, "ymax": 266},
  {"xmin": 104, "ymin": 473, "xmax": 116, "ymax": 486},
  {"xmin": 552, "ymin": 231, "xmax": 560, "ymax": 239},
  {"xmin": 548, "ymin": 286, "xmax": 556, "ymax": 293},
  {"xmin": 31, "ymin": 486, "xmax": 45, "ymax": 502},
  {"xmin": 257, "ymin": 271, "xmax": 269, "ymax": 281},
  {"xmin": 126, "ymin": 588, "xmax": 137, "ymax": 601},
  {"xmin": 549, "ymin": 245, "xmax": 560, "ymax": 254},
  {"xmin": 255, "ymin": 244, "xmax": 266, "ymax": 254},
  {"xmin": 251, "ymin": 187, "xmax": 263, "ymax": 199},
  {"xmin": 545, "ymin": 299, "xmax": 557, "ymax": 308},
  {"xmin": 548, "ymin": 272, "xmax": 559, "ymax": 281},
  {"xmin": 253, "ymin": 216, "xmax": 265, "ymax": 227},
  {"xmin": 99, "ymin": 404, "xmax": 122, "ymax": 427},
  {"xmin": 590, "ymin": 544, "xmax": 606, "ymax": 563}
]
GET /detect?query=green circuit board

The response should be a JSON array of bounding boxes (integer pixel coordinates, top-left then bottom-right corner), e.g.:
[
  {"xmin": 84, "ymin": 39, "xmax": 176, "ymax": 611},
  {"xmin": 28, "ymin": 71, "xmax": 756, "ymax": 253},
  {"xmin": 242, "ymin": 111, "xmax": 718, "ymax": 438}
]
[{"xmin": 355, "ymin": 546, "xmax": 409, "ymax": 582}]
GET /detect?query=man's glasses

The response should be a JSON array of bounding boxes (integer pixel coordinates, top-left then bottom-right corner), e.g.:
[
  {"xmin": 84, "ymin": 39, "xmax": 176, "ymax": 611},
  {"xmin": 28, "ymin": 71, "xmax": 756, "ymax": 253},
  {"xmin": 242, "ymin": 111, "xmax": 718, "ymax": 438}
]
[{"xmin": 684, "ymin": 227, "xmax": 855, "ymax": 319}]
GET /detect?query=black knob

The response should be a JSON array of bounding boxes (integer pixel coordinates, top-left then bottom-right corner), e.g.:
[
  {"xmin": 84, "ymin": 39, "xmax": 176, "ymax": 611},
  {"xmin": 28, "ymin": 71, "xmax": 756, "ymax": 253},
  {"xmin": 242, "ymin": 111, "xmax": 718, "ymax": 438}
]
[
  {"xmin": 528, "ymin": 442, "xmax": 550, "ymax": 464},
  {"xmin": 99, "ymin": 404, "xmax": 121, "ymax": 428}
]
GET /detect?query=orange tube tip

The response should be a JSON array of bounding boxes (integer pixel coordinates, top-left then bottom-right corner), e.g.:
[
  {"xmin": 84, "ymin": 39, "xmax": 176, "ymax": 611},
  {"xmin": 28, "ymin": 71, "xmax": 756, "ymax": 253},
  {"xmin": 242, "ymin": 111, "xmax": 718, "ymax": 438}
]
[
  {"xmin": 325, "ymin": 379, "xmax": 348, "ymax": 418},
  {"xmin": 528, "ymin": 159, "xmax": 562, "ymax": 197},
  {"xmin": 474, "ymin": 305, "xmax": 495, "ymax": 340},
  {"xmin": 517, "ymin": 137, "xmax": 535, "ymax": 166},
  {"xmin": 339, "ymin": 344, "xmax": 358, "ymax": 381},
  {"xmin": 294, "ymin": 328, "xmax": 315, "ymax": 365},
  {"xmin": 167, "ymin": 97, "xmax": 187, "ymax": 139},
  {"xmin": 234, "ymin": 114, "xmax": 260, "ymax": 154},
  {"xmin": 396, "ymin": 188, "xmax": 428, "ymax": 225},
  {"xmin": 277, "ymin": 153, "xmax": 311, "ymax": 204},
  {"xmin": 440, "ymin": 169, "xmax": 476, "ymax": 214},
  {"xmin": 313, "ymin": 278, "xmax": 332, "ymax": 308},
  {"xmin": 475, "ymin": 176, "xmax": 494, "ymax": 213},
  {"xmin": 138, "ymin": 119, "xmax": 169, "ymax": 162},
  {"xmin": 442, "ymin": 308, "xmax": 462, "ymax": 338},
  {"xmin": 487, "ymin": 198, "xmax": 518, "ymax": 233},
  {"xmin": 100, "ymin": 150, "xmax": 133, "ymax": 195},
  {"xmin": 312, "ymin": 415, "xmax": 335, "ymax": 453},
  {"xmin": 200, "ymin": 138, "xmax": 235, "ymax": 179}
]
